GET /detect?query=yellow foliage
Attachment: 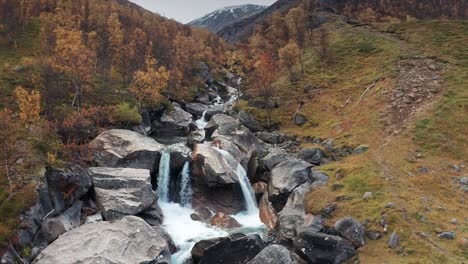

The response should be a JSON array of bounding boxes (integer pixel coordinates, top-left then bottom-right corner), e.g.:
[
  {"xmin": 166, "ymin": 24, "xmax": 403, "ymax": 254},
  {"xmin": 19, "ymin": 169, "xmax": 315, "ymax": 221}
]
[
  {"xmin": 15, "ymin": 86, "xmax": 41, "ymax": 126},
  {"xmin": 130, "ymin": 52, "xmax": 170, "ymax": 108}
]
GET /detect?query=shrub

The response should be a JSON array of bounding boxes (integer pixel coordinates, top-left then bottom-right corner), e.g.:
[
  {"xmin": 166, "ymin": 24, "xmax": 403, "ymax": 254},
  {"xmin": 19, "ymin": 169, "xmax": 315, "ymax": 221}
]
[{"xmin": 113, "ymin": 103, "xmax": 142, "ymax": 125}]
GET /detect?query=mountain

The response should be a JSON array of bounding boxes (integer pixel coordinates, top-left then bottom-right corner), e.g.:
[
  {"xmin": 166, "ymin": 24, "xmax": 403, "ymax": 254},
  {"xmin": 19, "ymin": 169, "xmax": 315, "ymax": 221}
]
[
  {"xmin": 217, "ymin": 0, "xmax": 302, "ymax": 43},
  {"xmin": 188, "ymin": 4, "xmax": 267, "ymax": 33}
]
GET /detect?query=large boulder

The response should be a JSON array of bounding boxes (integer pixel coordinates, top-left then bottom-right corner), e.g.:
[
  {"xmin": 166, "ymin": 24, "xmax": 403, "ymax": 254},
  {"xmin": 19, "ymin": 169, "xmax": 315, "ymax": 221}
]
[
  {"xmin": 259, "ymin": 148, "xmax": 291, "ymax": 172},
  {"xmin": 248, "ymin": 245, "xmax": 298, "ymax": 264},
  {"xmin": 268, "ymin": 159, "xmax": 313, "ymax": 212},
  {"xmin": 212, "ymin": 130, "xmax": 258, "ymax": 171},
  {"xmin": 238, "ymin": 111, "xmax": 263, "ymax": 132},
  {"xmin": 334, "ymin": 217, "xmax": 366, "ymax": 248},
  {"xmin": 45, "ymin": 165, "xmax": 91, "ymax": 212},
  {"xmin": 167, "ymin": 142, "xmax": 191, "ymax": 173},
  {"xmin": 90, "ymin": 129, "xmax": 164, "ymax": 173},
  {"xmin": 41, "ymin": 202, "xmax": 82, "ymax": 243},
  {"xmin": 88, "ymin": 167, "xmax": 157, "ymax": 220},
  {"xmin": 205, "ymin": 114, "xmax": 244, "ymax": 139},
  {"xmin": 292, "ymin": 231, "xmax": 357, "ymax": 264},
  {"xmin": 154, "ymin": 102, "xmax": 193, "ymax": 137},
  {"xmin": 33, "ymin": 216, "xmax": 171, "ymax": 264},
  {"xmin": 259, "ymin": 193, "xmax": 278, "ymax": 230},
  {"xmin": 256, "ymin": 132, "xmax": 284, "ymax": 145},
  {"xmin": 192, "ymin": 234, "xmax": 265, "ymax": 264},
  {"xmin": 192, "ymin": 144, "xmax": 244, "ymax": 213},
  {"xmin": 192, "ymin": 143, "xmax": 239, "ymax": 186}
]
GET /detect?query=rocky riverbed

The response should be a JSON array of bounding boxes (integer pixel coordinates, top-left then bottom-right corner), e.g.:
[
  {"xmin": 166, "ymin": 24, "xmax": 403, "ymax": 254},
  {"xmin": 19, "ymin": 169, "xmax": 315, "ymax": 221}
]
[{"xmin": 2, "ymin": 77, "xmax": 369, "ymax": 264}]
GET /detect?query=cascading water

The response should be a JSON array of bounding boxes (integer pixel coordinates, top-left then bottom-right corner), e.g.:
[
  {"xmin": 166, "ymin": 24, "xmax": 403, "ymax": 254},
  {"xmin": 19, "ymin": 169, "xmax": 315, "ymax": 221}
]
[
  {"xmin": 157, "ymin": 151, "xmax": 171, "ymax": 203},
  {"xmin": 195, "ymin": 110, "xmax": 208, "ymax": 129},
  {"xmin": 235, "ymin": 163, "xmax": 258, "ymax": 214},
  {"xmin": 179, "ymin": 161, "xmax": 192, "ymax": 208}
]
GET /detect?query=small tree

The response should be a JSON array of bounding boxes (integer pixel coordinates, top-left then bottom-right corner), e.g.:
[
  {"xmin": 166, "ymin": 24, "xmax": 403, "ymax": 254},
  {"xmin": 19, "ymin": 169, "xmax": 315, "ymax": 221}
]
[
  {"xmin": 253, "ymin": 53, "xmax": 278, "ymax": 127},
  {"xmin": 279, "ymin": 42, "xmax": 301, "ymax": 82},
  {"xmin": 314, "ymin": 28, "xmax": 331, "ymax": 73},
  {"xmin": 130, "ymin": 50, "xmax": 170, "ymax": 109},
  {"xmin": 15, "ymin": 86, "xmax": 41, "ymax": 127},
  {"xmin": 0, "ymin": 109, "xmax": 22, "ymax": 199}
]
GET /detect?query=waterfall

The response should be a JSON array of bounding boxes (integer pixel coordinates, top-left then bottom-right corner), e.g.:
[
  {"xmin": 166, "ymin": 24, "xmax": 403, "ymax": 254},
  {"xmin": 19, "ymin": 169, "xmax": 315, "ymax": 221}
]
[
  {"xmin": 157, "ymin": 152, "xmax": 171, "ymax": 203},
  {"xmin": 214, "ymin": 147, "xmax": 258, "ymax": 214},
  {"xmin": 179, "ymin": 161, "xmax": 192, "ymax": 208},
  {"xmin": 195, "ymin": 111, "xmax": 208, "ymax": 129}
]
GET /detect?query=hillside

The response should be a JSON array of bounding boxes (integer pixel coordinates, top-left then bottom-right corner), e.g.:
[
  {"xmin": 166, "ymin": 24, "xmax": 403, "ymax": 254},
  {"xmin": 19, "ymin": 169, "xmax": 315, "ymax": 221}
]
[{"xmin": 188, "ymin": 4, "xmax": 267, "ymax": 33}]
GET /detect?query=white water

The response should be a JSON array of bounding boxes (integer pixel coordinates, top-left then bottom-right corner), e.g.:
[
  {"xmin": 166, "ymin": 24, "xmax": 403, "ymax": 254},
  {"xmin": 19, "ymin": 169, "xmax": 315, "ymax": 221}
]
[
  {"xmin": 235, "ymin": 163, "xmax": 258, "ymax": 215},
  {"xmin": 179, "ymin": 161, "xmax": 192, "ymax": 208},
  {"xmin": 157, "ymin": 152, "xmax": 171, "ymax": 203},
  {"xmin": 195, "ymin": 110, "xmax": 208, "ymax": 129}
]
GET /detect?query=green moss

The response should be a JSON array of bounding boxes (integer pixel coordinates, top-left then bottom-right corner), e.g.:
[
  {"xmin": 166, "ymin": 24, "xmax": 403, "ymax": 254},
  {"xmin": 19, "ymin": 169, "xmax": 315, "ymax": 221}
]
[{"xmin": 113, "ymin": 103, "xmax": 142, "ymax": 125}]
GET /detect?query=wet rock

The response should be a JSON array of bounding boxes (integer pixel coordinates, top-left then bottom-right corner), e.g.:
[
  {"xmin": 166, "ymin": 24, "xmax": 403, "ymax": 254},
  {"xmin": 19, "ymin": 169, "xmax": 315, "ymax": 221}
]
[
  {"xmin": 248, "ymin": 244, "xmax": 297, "ymax": 264},
  {"xmin": 213, "ymin": 130, "xmax": 258, "ymax": 170},
  {"xmin": 192, "ymin": 234, "xmax": 264, "ymax": 264},
  {"xmin": 186, "ymin": 102, "xmax": 210, "ymax": 117},
  {"xmin": 438, "ymin": 231, "xmax": 456, "ymax": 240},
  {"xmin": 153, "ymin": 226, "xmax": 177, "ymax": 253},
  {"xmin": 259, "ymin": 193, "xmax": 278, "ymax": 230},
  {"xmin": 191, "ymin": 207, "xmax": 213, "ymax": 223},
  {"xmin": 298, "ymin": 148, "xmax": 326, "ymax": 165},
  {"xmin": 41, "ymin": 202, "xmax": 82, "ymax": 243},
  {"xmin": 205, "ymin": 114, "xmax": 242, "ymax": 139},
  {"xmin": 238, "ymin": 111, "xmax": 263, "ymax": 132},
  {"xmin": 88, "ymin": 167, "xmax": 156, "ymax": 220},
  {"xmin": 334, "ymin": 217, "xmax": 366, "ymax": 248},
  {"xmin": 138, "ymin": 202, "xmax": 164, "ymax": 226},
  {"xmin": 155, "ymin": 102, "xmax": 193, "ymax": 137},
  {"xmin": 45, "ymin": 165, "xmax": 91, "ymax": 212},
  {"xmin": 90, "ymin": 129, "xmax": 164, "ymax": 173},
  {"xmin": 167, "ymin": 142, "xmax": 191, "ymax": 173},
  {"xmin": 253, "ymin": 182, "xmax": 268, "ymax": 196},
  {"xmin": 210, "ymin": 212, "xmax": 241, "ymax": 229},
  {"xmin": 292, "ymin": 231, "xmax": 357, "ymax": 264},
  {"xmin": 188, "ymin": 130, "xmax": 206, "ymax": 147},
  {"xmin": 388, "ymin": 231, "xmax": 400, "ymax": 248},
  {"xmin": 268, "ymin": 159, "xmax": 313, "ymax": 212},
  {"xmin": 34, "ymin": 216, "xmax": 171, "ymax": 264}
]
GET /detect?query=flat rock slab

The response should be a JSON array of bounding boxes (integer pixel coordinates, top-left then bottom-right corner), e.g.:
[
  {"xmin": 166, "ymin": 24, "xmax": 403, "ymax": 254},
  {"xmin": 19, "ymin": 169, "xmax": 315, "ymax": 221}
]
[
  {"xmin": 88, "ymin": 167, "xmax": 156, "ymax": 220},
  {"xmin": 34, "ymin": 216, "xmax": 171, "ymax": 264},
  {"xmin": 90, "ymin": 129, "xmax": 164, "ymax": 172}
]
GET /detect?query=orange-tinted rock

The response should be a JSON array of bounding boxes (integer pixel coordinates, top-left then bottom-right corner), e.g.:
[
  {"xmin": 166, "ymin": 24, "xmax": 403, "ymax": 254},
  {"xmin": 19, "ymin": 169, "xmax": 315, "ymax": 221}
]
[
  {"xmin": 259, "ymin": 193, "xmax": 277, "ymax": 230},
  {"xmin": 210, "ymin": 212, "xmax": 241, "ymax": 229}
]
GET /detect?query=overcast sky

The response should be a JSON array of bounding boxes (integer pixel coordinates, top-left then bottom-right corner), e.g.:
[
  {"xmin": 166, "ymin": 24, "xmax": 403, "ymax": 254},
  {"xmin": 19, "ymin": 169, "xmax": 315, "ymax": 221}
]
[{"xmin": 129, "ymin": 0, "xmax": 277, "ymax": 23}]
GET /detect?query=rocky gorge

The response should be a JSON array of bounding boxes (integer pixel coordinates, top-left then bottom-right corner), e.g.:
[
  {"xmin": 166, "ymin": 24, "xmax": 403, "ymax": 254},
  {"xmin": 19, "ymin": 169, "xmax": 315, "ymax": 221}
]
[{"xmin": 1, "ymin": 75, "xmax": 370, "ymax": 264}]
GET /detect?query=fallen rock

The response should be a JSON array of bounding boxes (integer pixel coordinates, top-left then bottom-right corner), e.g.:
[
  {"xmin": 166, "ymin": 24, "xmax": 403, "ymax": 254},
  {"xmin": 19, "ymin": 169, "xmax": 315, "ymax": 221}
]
[
  {"xmin": 334, "ymin": 217, "xmax": 366, "ymax": 248},
  {"xmin": 256, "ymin": 132, "xmax": 284, "ymax": 144},
  {"xmin": 210, "ymin": 212, "xmax": 241, "ymax": 229},
  {"xmin": 188, "ymin": 130, "xmax": 206, "ymax": 147},
  {"xmin": 294, "ymin": 114, "xmax": 307, "ymax": 126},
  {"xmin": 292, "ymin": 231, "xmax": 357, "ymax": 264},
  {"xmin": 45, "ymin": 165, "xmax": 91, "ymax": 212},
  {"xmin": 192, "ymin": 207, "xmax": 213, "ymax": 223},
  {"xmin": 167, "ymin": 142, "xmax": 192, "ymax": 173},
  {"xmin": 353, "ymin": 145, "xmax": 369, "ymax": 154},
  {"xmin": 88, "ymin": 167, "xmax": 156, "ymax": 220},
  {"xmin": 90, "ymin": 129, "xmax": 164, "ymax": 172},
  {"xmin": 388, "ymin": 231, "xmax": 400, "ymax": 248},
  {"xmin": 205, "ymin": 114, "xmax": 242, "ymax": 139},
  {"xmin": 192, "ymin": 234, "xmax": 264, "ymax": 264},
  {"xmin": 259, "ymin": 148, "xmax": 291, "ymax": 171},
  {"xmin": 438, "ymin": 231, "xmax": 456, "ymax": 240},
  {"xmin": 248, "ymin": 244, "xmax": 297, "ymax": 264},
  {"xmin": 34, "ymin": 216, "xmax": 171, "ymax": 264},
  {"xmin": 298, "ymin": 148, "xmax": 325, "ymax": 165},
  {"xmin": 366, "ymin": 231, "xmax": 382, "ymax": 240},
  {"xmin": 41, "ymin": 202, "xmax": 82, "ymax": 243}
]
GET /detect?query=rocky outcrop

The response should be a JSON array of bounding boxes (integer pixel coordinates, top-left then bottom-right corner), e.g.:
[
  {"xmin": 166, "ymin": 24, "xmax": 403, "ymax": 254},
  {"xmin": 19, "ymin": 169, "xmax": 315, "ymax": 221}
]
[
  {"xmin": 34, "ymin": 216, "xmax": 171, "ymax": 264},
  {"xmin": 256, "ymin": 132, "xmax": 284, "ymax": 144},
  {"xmin": 259, "ymin": 193, "xmax": 278, "ymax": 230},
  {"xmin": 167, "ymin": 142, "xmax": 192, "ymax": 173},
  {"xmin": 259, "ymin": 148, "xmax": 291, "ymax": 171},
  {"xmin": 41, "ymin": 202, "xmax": 82, "ymax": 243},
  {"xmin": 88, "ymin": 167, "xmax": 157, "ymax": 220},
  {"xmin": 192, "ymin": 234, "xmax": 265, "ymax": 264},
  {"xmin": 292, "ymin": 231, "xmax": 357, "ymax": 264},
  {"xmin": 90, "ymin": 129, "xmax": 164, "ymax": 172},
  {"xmin": 298, "ymin": 148, "xmax": 325, "ymax": 165},
  {"xmin": 238, "ymin": 111, "xmax": 263, "ymax": 132},
  {"xmin": 205, "ymin": 114, "xmax": 243, "ymax": 139},
  {"xmin": 248, "ymin": 245, "xmax": 298, "ymax": 264}
]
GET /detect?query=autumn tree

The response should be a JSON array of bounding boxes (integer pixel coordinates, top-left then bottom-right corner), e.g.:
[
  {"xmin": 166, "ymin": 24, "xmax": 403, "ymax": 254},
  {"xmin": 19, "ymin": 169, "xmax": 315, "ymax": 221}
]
[
  {"xmin": 130, "ymin": 48, "xmax": 170, "ymax": 109},
  {"xmin": 15, "ymin": 86, "xmax": 41, "ymax": 127},
  {"xmin": 53, "ymin": 27, "xmax": 96, "ymax": 110},
  {"xmin": 252, "ymin": 53, "xmax": 278, "ymax": 127},
  {"xmin": 279, "ymin": 42, "xmax": 301, "ymax": 82},
  {"xmin": 286, "ymin": 6, "xmax": 308, "ymax": 75},
  {"xmin": 107, "ymin": 12, "xmax": 124, "ymax": 80},
  {"xmin": 314, "ymin": 28, "xmax": 331, "ymax": 73}
]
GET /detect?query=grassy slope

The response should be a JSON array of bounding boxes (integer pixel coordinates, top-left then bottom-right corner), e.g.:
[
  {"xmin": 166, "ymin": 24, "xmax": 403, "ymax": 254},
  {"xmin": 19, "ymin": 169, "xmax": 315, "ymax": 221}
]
[{"xmin": 243, "ymin": 19, "xmax": 467, "ymax": 263}]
